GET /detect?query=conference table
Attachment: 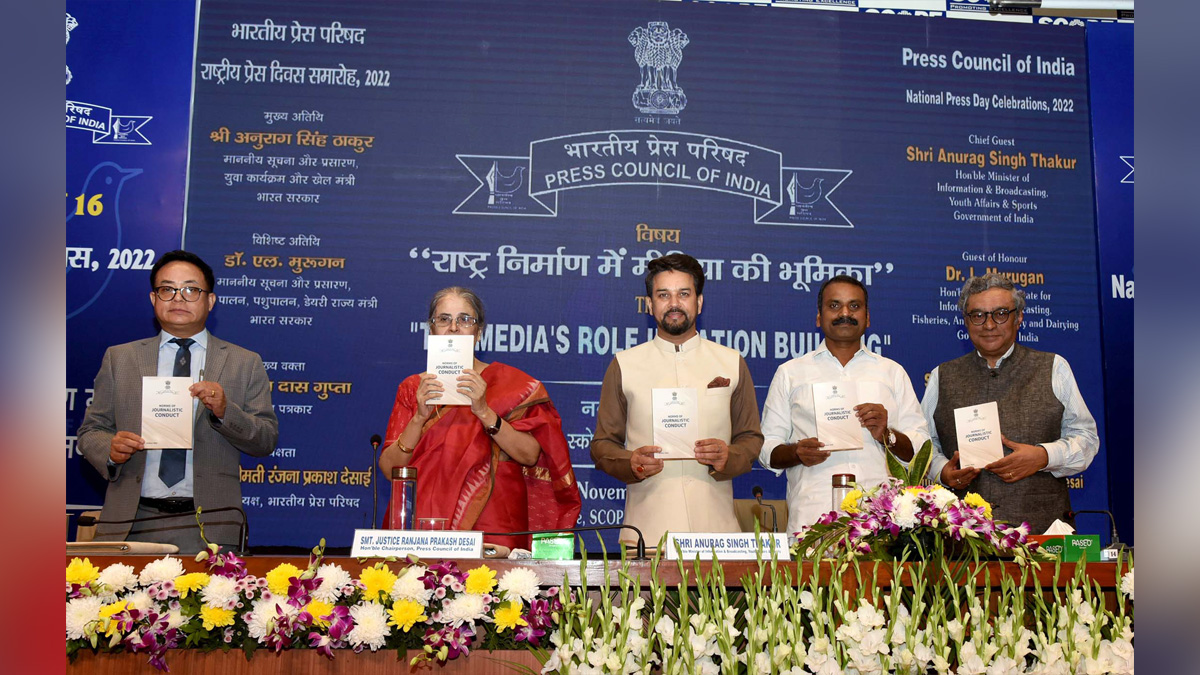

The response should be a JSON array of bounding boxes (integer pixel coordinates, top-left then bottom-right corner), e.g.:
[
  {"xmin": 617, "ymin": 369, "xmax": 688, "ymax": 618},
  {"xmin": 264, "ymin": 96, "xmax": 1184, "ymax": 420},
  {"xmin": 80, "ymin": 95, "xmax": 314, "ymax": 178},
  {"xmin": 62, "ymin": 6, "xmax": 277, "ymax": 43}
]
[{"xmin": 66, "ymin": 555, "xmax": 1122, "ymax": 675}]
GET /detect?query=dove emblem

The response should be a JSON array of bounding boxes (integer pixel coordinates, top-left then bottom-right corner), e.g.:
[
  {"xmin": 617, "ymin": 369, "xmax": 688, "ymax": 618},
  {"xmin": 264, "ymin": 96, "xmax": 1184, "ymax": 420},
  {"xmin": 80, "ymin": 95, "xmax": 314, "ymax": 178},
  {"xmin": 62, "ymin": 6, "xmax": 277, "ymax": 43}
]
[
  {"xmin": 485, "ymin": 161, "xmax": 526, "ymax": 205},
  {"xmin": 787, "ymin": 175, "xmax": 825, "ymax": 215}
]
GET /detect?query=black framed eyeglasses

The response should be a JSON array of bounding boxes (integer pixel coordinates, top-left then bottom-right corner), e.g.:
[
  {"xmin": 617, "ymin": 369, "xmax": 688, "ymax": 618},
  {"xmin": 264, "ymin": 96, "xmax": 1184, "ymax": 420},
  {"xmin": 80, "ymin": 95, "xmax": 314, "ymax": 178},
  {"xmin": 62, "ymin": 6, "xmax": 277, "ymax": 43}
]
[
  {"xmin": 429, "ymin": 314, "xmax": 479, "ymax": 328},
  {"xmin": 965, "ymin": 307, "xmax": 1016, "ymax": 325},
  {"xmin": 154, "ymin": 286, "xmax": 208, "ymax": 302}
]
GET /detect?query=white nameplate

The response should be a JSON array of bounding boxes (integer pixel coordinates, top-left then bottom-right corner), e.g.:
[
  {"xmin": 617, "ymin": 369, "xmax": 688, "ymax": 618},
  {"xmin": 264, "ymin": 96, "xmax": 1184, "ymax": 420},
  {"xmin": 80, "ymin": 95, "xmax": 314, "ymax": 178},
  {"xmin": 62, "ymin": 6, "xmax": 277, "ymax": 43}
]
[
  {"xmin": 141, "ymin": 376, "xmax": 193, "ymax": 449},
  {"xmin": 425, "ymin": 335, "xmax": 474, "ymax": 406},
  {"xmin": 351, "ymin": 529, "xmax": 484, "ymax": 559},
  {"xmin": 652, "ymin": 387, "xmax": 698, "ymax": 459},
  {"xmin": 665, "ymin": 532, "xmax": 791, "ymax": 561},
  {"xmin": 954, "ymin": 401, "xmax": 1003, "ymax": 469},
  {"xmin": 812, "ymin": 381, "xmax": 863, "ymax": 451}
]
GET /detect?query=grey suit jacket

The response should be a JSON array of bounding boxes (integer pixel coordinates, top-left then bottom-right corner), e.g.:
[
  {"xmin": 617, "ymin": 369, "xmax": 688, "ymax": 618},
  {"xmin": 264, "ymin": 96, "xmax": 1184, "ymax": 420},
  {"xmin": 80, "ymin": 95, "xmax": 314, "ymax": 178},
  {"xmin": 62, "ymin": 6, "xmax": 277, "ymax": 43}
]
[{"xmin": 78, "ymin": 333, "xmax": 279, "ymax": 547}]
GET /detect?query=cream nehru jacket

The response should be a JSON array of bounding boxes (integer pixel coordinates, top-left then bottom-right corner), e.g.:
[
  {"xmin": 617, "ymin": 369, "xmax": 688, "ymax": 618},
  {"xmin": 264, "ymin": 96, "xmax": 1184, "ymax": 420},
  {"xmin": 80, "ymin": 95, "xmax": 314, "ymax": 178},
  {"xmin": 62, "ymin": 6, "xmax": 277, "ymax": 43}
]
[{"xmin": 616, "ymin": 335, "xmax": 743, "ymax": 546}]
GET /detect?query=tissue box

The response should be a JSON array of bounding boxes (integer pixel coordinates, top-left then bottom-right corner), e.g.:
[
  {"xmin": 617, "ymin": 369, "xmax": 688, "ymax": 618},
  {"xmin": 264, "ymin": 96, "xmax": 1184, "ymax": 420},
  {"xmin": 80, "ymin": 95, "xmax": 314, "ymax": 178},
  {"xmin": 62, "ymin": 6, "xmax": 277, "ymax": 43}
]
[
  {"xmin": 1029, "ymin": 534, "xmax": 1101, "ymax": 562},
  {"xmin": 531, "ymin": 532, "xmax": 575, "ymax": 560}
]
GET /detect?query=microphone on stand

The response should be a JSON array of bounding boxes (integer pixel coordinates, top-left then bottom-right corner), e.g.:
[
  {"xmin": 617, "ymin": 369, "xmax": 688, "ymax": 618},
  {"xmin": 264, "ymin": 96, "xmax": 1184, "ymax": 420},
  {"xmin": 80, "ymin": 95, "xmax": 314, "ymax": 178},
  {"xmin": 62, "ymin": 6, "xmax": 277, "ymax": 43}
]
[
  {"xmin": 480, "ymin": 525, "xmax": 649, "ymax": 560},
  {"xmin": 77, "ymin": 506, "xmax": 250, "ymax": 555},
  {"xmin": 752, "ymin": 485, "xmax": 778, "ymax": 533},
  {"xmin": 369, "ymin": 434, "xmax": 383, "ymax": 529},
  {"xmin": 1065, "ymin": 509, "xmax": 1130, "ymax": 561}
]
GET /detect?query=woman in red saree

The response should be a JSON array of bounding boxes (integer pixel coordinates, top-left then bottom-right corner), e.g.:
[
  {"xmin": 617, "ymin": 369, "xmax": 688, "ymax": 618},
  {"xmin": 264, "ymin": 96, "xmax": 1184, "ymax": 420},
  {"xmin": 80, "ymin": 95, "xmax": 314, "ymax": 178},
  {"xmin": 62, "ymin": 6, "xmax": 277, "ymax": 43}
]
[{"xmin": 379, "ymin": 287, "xmax": 580, "ymax": 550}]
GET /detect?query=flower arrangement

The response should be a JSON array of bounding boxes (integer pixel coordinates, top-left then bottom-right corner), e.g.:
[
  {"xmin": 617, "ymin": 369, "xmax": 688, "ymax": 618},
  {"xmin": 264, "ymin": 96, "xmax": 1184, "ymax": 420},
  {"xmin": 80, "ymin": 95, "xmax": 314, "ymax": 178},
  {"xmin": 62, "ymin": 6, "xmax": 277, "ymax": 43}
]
[
  {"xmin": 544, "ymin": 552, "xmax": 1134, "ymax": 675},
  {"xmin": 792, "ymin": 441, "xmax": 1046, "ymax": 565},
  {"xmin": 65, "ymin": 540, "xmax": 561, "ymax": 672}
]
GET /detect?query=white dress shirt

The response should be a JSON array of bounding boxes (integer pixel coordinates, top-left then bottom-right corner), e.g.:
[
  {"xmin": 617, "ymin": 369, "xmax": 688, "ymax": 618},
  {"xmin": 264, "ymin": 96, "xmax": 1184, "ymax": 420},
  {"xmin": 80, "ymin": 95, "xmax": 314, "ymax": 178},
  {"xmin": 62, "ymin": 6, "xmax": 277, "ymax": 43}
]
[
  {"xmin": 922, "ymin": 343, "xmax": 1099, "ymax": 482},
  {"xmin": 140, "ymin": 329, "xmax": 208, "ymax": 498},
  {"xmin": 758, "ymin": 341, "xmax": 930, "ymax": 529}
]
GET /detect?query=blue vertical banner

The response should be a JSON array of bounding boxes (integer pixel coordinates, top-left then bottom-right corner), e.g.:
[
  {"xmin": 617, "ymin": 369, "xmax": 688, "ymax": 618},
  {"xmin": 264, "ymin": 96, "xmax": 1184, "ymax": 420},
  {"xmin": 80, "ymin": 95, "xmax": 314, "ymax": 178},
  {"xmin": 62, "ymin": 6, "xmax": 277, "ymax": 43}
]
[
  {"xmin": 66, "ymin": 1, "xmax": 197, "ymax": 517},
  {"xmin": 1086, "ymin": 22, "xmax": 1133, "ymax": 546},
  {"xmin": 179, "ymin": 0, "xmax": 1107, "ymax": 548}
]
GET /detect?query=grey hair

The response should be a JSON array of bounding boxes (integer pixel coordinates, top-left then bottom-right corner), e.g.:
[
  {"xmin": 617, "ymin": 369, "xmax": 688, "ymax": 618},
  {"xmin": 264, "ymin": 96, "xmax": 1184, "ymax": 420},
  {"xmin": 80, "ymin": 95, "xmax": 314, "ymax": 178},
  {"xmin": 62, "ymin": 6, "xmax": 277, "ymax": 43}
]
[
  {"xmin": 427, "ymin": 286, "xmax": 486, "ymax": 331},
  {"xmin": 957, "ymin": 272, "xmax": 1026, "ymax": 314}
]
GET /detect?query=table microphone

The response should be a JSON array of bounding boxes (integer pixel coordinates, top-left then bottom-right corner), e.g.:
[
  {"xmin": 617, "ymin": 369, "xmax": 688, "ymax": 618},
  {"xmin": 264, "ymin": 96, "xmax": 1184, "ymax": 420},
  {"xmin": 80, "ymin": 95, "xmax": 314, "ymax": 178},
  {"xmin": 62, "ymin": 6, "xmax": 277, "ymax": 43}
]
[
  {"xmin": 752, "ymin": 485, "xmax": 778, "ymax": 533},
  {"xmin": 369, "ymin": 433, "xmax": 383, "ymax": 529},
  {"xmin": 77, "ymin": 506, "xmax": 250, "ymax": 555},
  {"xmin": 1065, "ymin": 509, "xmax": 1130, "ymax": 560}
]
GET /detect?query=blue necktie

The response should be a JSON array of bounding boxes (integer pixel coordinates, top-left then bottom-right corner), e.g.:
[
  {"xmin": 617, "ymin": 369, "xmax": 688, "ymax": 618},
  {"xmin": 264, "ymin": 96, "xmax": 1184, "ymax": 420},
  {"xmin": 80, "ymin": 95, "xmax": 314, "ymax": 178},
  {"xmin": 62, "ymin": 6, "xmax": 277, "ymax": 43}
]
[{"xmin": 158, "ymin": 337, "xmax": 194, "ymax": 487}]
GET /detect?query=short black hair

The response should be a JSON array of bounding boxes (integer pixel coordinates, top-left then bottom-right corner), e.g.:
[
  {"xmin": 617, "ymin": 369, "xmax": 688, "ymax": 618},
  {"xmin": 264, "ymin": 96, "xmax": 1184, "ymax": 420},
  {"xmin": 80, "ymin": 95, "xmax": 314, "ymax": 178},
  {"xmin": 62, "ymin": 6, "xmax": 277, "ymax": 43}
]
[
  {"xmin": 644, "ymin": 253, "xmax": 705, "ymax": 297},
  {"xmin": 150, "ymin": 250, "xmax": 215, "ymax": 291},
  {"xmin": 816, "ymin": 274, "xmax": 868, "ymax": 310}
]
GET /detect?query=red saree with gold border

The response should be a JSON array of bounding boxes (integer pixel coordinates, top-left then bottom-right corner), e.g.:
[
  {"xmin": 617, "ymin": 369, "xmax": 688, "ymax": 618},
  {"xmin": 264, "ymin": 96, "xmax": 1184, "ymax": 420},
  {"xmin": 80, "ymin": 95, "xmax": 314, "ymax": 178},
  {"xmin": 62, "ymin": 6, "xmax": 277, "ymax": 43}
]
[{"xmin": 383, "ymin": 362, "xmax": 580, "ymax": 549}]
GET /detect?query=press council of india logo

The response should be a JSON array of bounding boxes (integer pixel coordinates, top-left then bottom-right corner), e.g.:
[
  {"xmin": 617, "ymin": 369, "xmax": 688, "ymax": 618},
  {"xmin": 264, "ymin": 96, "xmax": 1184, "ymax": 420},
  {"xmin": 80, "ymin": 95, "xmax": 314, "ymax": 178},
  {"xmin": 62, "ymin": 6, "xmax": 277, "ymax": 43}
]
[{"xmin": 628, "ymin": 21, "xmax": 689, "ymax": 115}]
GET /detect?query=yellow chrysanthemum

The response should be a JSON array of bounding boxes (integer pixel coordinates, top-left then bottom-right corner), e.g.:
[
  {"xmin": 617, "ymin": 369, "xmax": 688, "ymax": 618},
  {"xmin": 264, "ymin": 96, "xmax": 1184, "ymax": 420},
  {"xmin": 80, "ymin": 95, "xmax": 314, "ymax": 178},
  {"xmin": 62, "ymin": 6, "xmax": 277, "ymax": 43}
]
[
  {"xmin": 265, "ymin": 563, "xmax": 303, "ymax": 595},
  {"xmin": 359, "ymin": 564, "xmax": 398, "ymax": 600},
  {"xmin": 904, "ymin": 486, "xmax": 927, "ymax": 496},
  {"xmin": 200, "ymin": 605, "xmax": 236, "ymax": 630},
  {"xmin": 493, "ymin": 601, "xmax": 527, "ymax": 632},
  {"xmin": 66, "ymin": 557, "xmax": 101, "ymax": 586},
  {"xmin": 465, "ymin": 565, "xmax": 497, "ymax": 595},
  {"xmin": 304, "ymin": 599, "xmax": 333, "ymax": 628},
  {"xmin": 388, "ymin": 599, "xmax": 428, "ymax": 632},
  {"xmin": 174, "ymin": 572, "xmax": 210, "ymax": 598},
  {"xmin": 97, "ymin": 600, "xmax": 130, "ymax": 638},
  {"xmin": 963, "ymin": 492, "xmax": 993, "ymax": 519},
  {"xmin": 840, "ymin": 489, "xmax": 863, "ymax": 513}
]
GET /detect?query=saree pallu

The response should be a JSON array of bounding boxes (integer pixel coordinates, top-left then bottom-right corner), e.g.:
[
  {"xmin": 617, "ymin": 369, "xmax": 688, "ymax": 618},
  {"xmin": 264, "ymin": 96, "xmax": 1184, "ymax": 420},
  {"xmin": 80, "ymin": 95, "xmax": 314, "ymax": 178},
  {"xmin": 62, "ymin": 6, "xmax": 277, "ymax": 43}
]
[{"xmin": 384, "ymin": 362, "xmax": 581, "ymax": 549}]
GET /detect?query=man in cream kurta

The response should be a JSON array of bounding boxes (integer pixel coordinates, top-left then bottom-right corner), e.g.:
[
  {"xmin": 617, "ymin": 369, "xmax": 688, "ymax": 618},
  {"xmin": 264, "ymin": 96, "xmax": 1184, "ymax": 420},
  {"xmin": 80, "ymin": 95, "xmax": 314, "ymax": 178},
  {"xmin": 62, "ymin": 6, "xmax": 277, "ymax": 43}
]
[{"xmin": 591, "ymin": 254, "xmax": 763, "ymax": 547}]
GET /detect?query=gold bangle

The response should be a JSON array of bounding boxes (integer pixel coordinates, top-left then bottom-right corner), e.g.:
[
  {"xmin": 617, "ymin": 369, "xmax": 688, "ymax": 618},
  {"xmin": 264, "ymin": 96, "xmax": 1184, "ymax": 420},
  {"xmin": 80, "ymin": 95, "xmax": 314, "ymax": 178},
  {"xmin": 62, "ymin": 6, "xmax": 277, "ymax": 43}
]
[{"xmin": 395, "ymin": 440, "xmax": 413, "ymax": 454}]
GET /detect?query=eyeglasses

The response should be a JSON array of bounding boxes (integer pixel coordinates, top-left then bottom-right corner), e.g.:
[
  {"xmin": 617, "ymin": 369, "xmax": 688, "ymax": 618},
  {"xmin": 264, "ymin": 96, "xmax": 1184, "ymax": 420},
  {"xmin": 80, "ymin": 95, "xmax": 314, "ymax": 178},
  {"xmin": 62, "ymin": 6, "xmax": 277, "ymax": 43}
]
[
  {"xmin": 154, "ymin": 286, "xmax": 209, "ymax": 302},
  {"xmin": 430, "ymin": 314, "xmax": 479, "ymax": 328},
  {"xmin": 965, "ymin": 307, "xmax": 1016, "ymax": 325}
]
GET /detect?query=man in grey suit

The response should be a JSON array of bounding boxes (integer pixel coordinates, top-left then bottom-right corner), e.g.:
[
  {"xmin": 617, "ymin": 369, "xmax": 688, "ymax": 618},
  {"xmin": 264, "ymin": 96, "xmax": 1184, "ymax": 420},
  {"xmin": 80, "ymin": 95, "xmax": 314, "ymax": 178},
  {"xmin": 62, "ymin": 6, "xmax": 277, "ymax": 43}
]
[{"xmin": 78, "ymin": 250, "xmax": 278, "ymax": 553}]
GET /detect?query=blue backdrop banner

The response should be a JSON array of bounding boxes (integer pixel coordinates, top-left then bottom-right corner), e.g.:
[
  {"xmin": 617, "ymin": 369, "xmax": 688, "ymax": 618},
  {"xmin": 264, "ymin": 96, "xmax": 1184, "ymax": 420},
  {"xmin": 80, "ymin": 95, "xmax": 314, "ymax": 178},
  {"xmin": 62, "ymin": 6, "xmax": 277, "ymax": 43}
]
[
  {"xmin": 66, "ymin": 1, "xmax": 198, "ymax": 516},
  {"xmin": 69, "ymin": 0, "xmax": 1111, "ymax": 550},
  {"xmin": 1086, "ymin": 21, "xmax": 1133, "ymax": 546}
]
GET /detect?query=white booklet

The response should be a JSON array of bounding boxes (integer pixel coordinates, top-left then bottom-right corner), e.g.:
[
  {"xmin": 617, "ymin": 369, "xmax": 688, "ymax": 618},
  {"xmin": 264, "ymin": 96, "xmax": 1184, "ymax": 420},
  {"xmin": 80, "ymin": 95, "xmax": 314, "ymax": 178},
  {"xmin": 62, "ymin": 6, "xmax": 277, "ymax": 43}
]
[
  {"xmin": 141, "ymin": 376, "xmax": 193, "ymax": 449},
  {"xmin": 954, "ymin": 401, "xmax": 1004, "ymax": 469},
  {"xmin": 812, "ymin": 381, "xmax": 863, "ymax": 451},
  {"xmin": 652, "ymin": 387, "xmax": 698, "ymax": 460},
  {"xmin": 426, "ymin": 335, "xmax": 474, "ymax": 406}
]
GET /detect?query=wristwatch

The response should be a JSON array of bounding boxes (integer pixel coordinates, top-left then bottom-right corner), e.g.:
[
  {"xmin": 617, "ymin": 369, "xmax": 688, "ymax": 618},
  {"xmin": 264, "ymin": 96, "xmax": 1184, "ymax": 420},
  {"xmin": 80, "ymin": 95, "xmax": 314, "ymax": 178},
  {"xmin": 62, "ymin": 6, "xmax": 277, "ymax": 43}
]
[
  {"xmin": 484, "ymin": 413, "xmax": 503, "ymax": 436},
  {"xmin": 882, "ymin": 427, "xmax": 897, "ymax": 451}
]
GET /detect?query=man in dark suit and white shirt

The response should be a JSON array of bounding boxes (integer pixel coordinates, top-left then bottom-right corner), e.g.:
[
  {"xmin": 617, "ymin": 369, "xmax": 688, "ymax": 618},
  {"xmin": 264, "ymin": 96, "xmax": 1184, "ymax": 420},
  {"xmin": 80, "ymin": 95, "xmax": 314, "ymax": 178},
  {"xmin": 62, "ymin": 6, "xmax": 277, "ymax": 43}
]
[{"xmin": 78, "ymin": 250, "xmax": 278, "ymax": 552}]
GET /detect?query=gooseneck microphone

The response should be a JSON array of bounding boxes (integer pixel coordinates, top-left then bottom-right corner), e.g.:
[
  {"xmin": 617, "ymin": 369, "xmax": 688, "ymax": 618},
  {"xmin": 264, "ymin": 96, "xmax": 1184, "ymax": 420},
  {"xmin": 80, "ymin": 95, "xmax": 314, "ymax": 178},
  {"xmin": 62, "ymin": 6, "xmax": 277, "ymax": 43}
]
[
  {"xmin": 370, "ymin": 434, "xmax": 383, "ymax": 529},
  {"xmin": 1065, "ymin": 508, "xmax": 1128, "ymax": 550},
  {"xmin": 77, "ymin": 506, "xmax": 250, "ymax": 555},
  {"xmin": 752, "ymin": 485, "xmax": 778, "ymax": 533},
  {"xmin": 480, "ymin": 525, "xmax": 649, "ymax": 560}
]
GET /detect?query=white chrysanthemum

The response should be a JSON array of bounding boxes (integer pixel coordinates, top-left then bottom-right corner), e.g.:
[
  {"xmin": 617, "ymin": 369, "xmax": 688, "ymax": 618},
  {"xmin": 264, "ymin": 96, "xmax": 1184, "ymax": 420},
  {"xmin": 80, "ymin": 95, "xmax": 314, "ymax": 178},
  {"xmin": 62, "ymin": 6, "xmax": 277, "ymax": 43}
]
[
  {"xmin": 441, "ymin": 592, "xmax": 487, "ymax": 626},
  {"xmin": 98, "ymin": 563, "xmax": 138, "ymax": 594},
  {"xmin": 928, "ymin": 485, "xmax": 957, "ymax": 509},
  {"xmin": 163, "ymin": 608, "xmax": 186, "ymax": 630},
  {"xmin": 891, "ymin": 492, "xmax": 920, "ymax": 529},
  {"xmin": 348, "ymin": 601, "xmax": 391, "ymax": 651},
  {"xmin": 1120, "ymin": 570, "xmax": 1134, "ymax": 601},
  {"xmin": 122, "ymin": 590, "xmax": 154, "ymax": 614},
  {"xmin": 201, "ymin": 575, "xmax": 240, "ymax": 610},
  {"xmin": 496, "ymin": 567, "xmax": 540, "ymax": 604},
  {"xmin": 312, "ymin": 563, "xmax": 353, "ymax": 603},
  {"xmin": 390, "ymin": 565, "xmax": 432, "ymax": 605},
  {"xmin": 138, "ymin": 556, "xmax": 184, "ymax": 586},
  {"xmin": 66, "ymin": 596, "xmax": 104, "ymax": 640},
  {"xmin": 246, "ymin": 596, "xmax": 291, "ymax": 641}
]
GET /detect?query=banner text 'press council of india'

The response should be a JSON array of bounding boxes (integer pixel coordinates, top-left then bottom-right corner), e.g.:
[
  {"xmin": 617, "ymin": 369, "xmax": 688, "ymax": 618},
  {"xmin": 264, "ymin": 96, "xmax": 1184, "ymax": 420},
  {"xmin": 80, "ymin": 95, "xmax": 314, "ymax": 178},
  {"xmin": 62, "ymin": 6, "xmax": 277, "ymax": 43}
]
[{"xmin": 182, "ymin": 1, "xmax": 1105, "ymax": 547}]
